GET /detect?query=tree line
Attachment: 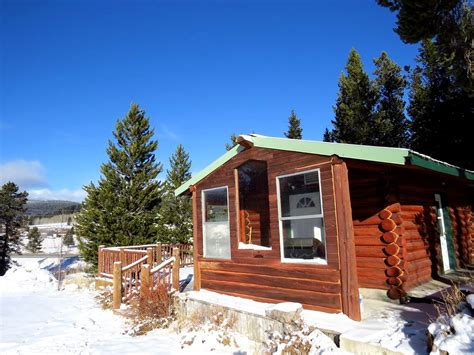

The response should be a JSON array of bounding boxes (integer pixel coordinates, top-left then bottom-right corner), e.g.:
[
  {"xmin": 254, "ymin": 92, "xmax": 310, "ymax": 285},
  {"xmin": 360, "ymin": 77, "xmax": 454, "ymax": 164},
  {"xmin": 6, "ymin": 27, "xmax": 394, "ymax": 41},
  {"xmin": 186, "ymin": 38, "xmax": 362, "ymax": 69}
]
[
  {"xmin": 0, "ymin": 104, "xmax": 193, "ymax": 273},
  {"xmin": 228, "ymin": 1, "xmax": 473, "ymax": 171}
]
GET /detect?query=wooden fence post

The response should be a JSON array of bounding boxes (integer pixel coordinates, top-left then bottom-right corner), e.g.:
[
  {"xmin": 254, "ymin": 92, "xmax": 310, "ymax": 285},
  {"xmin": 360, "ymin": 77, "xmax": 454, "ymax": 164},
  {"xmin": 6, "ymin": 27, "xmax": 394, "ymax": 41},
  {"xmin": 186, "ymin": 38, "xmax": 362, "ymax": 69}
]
[
  {"xmin": 113, "ymin": 261, "xmax": 122, "ymax": 309},
  {"xmin": 119, "ymin": 248, "xmax": 125, "ymax": 265},
  {"xmin": 141, "ymin": 264, "xmax": 150, "ymax": 298},
  {"xmin": 156, "ymin": 243, "xmax": 162, "ymax": 264},
  {"xmin": 172, "ymin": 247, "xmax": 180, "ymax": 291},
  {"xmin": 146, "ymin": 247, "xmax": 153, "ymax": 266},
  {"xmin": 98, "ymin": 245, "xmax": 105, "ymax": 275}
]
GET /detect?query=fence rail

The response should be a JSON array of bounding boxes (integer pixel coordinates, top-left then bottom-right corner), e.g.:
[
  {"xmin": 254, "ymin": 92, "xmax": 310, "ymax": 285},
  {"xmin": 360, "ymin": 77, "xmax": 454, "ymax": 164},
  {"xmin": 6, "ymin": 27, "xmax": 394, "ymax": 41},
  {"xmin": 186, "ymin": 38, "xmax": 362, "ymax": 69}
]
[
  {"xmin": 98, "ymin": 242, "xmax": 192, "ymax": 278},
  {"xmin": 98, "ymin": 242, "xmax": 192, "ymax": 309}
]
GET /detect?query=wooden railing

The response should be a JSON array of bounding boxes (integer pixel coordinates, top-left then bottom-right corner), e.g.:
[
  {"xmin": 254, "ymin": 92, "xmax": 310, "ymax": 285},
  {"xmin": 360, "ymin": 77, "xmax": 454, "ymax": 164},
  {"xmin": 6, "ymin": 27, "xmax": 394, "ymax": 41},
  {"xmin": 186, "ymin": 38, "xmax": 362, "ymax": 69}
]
[
  {"xmin": 97, "ymin": 243, "xmax": 191, "ymax": 309},
  {"xmin": 161, "ymin": 243, "xmax": 193, "ymax": 267},
  {"xmin": 98, "ymin": 242, "xmax": 193, "ymax": 279}
]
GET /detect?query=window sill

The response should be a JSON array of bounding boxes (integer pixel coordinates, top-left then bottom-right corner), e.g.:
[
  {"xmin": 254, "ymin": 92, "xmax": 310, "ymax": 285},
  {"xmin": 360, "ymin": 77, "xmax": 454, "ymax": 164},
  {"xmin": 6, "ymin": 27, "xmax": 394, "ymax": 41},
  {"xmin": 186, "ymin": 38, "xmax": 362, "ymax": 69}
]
[
  {"xmin": 238, "ymin": 242, "xmax": 272, "ymax": 251},
  {"xmin": 281, "ymin": 258, "xmax": 327, "ymax": 265}
]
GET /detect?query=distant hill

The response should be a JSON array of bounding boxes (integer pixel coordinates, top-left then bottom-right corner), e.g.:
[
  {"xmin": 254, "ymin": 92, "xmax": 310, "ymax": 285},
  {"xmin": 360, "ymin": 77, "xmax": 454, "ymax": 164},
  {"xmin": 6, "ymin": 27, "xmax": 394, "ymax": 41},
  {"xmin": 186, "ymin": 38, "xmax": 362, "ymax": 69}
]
[{"xmin": 26, "ymin": 200, "xmax": 81, "ymax": 217}]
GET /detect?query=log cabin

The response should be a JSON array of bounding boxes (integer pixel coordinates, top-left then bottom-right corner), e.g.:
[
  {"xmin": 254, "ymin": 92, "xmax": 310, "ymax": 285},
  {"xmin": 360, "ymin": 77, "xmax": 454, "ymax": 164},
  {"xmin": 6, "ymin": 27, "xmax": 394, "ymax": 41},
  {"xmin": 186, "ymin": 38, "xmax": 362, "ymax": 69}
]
[{"xmin": 175, "ymin": 134, "xmax": 474, "ymax": 321}]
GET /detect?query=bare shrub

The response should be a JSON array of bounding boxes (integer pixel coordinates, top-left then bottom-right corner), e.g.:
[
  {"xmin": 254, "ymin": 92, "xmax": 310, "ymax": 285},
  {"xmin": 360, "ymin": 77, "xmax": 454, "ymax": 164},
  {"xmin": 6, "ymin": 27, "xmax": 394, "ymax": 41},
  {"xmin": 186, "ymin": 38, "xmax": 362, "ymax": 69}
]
[
  {"xmin": 138, "ymin": 284, "xmax": 171, "ymax": 319},
  {"xmin": 126, "ymin": 284, "xmax": 174, "ymax": 336},
  {"xmin": 177, "ymin": 309, "xmax": 239, "ymax": 349},
  {"xmin": 434, "ymin": 284, "xmax": 465, "ymax": 319},
  {"xmin": 428, "ymin": 279, "xmax": 474, "ymax": 353},
  {"xmin": 95, "ymin": 287, "xmax": 113, "ymax": 310}
]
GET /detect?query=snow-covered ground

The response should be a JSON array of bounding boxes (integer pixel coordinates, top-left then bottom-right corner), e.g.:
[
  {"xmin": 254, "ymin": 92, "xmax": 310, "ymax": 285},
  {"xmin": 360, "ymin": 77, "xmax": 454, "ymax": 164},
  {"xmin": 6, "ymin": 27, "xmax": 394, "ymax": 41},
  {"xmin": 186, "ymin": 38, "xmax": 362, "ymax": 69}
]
[
  {"xmin": 19, "ymin": 235, "xmax": 78, "ymax": 255},
  {"xmin": 3, "ymin": 258, "xmax": 470, "ymax": 354},
  {"xmin": 428, "ymin": 294, "xmax": 474, "ymax": 355},
  {"xmin": 0, "ymin": 259, "xmax": 250, "ymax": 354},
  {"xmin": 29, "ymin": 222, "xmax": 73, "ymax": 230}
]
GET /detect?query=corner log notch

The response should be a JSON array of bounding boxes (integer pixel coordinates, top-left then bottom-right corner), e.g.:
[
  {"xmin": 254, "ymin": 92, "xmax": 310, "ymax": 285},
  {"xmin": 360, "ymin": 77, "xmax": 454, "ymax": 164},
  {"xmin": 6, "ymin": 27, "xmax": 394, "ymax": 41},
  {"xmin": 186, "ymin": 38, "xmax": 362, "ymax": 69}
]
[
  {"xmin": 379, "ymin": 203, "xmax": 407, "ymax": 300},
  {"xmin": 332, "ymin": 159, "xmax": 361, "ymax": 321}
]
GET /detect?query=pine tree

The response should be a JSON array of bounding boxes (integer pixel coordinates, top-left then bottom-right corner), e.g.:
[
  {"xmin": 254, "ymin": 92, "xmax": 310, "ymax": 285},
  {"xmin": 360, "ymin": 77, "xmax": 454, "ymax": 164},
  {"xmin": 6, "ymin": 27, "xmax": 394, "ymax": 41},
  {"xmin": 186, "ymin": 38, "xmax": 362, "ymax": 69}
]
[
  {"xmin": 322, "ymin": 128, "xmax": 333, "ymax": 142},
  {"xmin": 325, "ymin": 49, "xmax": 378, "ymax": 145},
  {"xmin": 157, "ymin": 145, "xmax": 192, "ymax": 244},
  {"xmin": 26, "ymin": 227, "xmax": 43, "ymax": 253},
  {"xmin": 408, "ymin": 40, "xmax": 472, "ymax": 169},
  {"xmin": 75, "ymin": 104, "xmax": 163, "ymax": 268},
  {"xmin": 372, "ymin": 51, "xmax": 409, "ymax": 147},
  {"xmin": 225, "ymin": 133, "xmax": 238, "ymax": 151},
  {"xmin": 0, "ymin": 182, "xmax": 28, "ymax": 275},
  {"xmin": 63, "ymin": 227, "xmax": 75, "ymax": 247},
  {"xmin": 377, "ymin": 0, "xmax": 473, "ymax": 88},
  {"xmin": 284, "ymin": 110, "xmax": 303, "ymax": 139}
]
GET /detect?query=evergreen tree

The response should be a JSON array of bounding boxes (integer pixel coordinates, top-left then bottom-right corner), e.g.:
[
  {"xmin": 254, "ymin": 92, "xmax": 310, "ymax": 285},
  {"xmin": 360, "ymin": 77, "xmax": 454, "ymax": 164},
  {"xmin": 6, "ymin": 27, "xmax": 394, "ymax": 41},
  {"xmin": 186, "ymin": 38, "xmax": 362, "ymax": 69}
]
[
  {"xmin": 63, "ymin": 227, "xmax": 75, "ymax": 247},
  {"xmin": 325, "ymin": 49, "xmax": 378, "ymax": 145},
  {"xmin": 377, "ymin": 0, "xmax": 473, "ymax": 88},
  {"xmin": 372, "ymin": 51, "xmax": 409, "ymax": 147},
  {"xmin": 26, "ymin": 227, "xmax": 43, "ymax": 253},
  {"xmin": 284, "ymin": 110, "xmax": 303, "ymax": 139},
  {"xmin": 322, "ymin": 128, "xmax": 333, "ymax": 142},
  {"xmin": 225, "ymin": 133, "xmax": 238, "ymax": 151},
  {"xmin": 75, "ymin": 104, "xmax": 162, "ymax": 268},
  {"xmin": 408, "ymin": 40, "xmax": 472, "ymax": 169},
  {"xmin": 0, "ymin": 182, "xmax": 28, "ymax": 276},
  {"xmin": 157, "ymin": 145, "xmax": 192, "ymax": 244}
]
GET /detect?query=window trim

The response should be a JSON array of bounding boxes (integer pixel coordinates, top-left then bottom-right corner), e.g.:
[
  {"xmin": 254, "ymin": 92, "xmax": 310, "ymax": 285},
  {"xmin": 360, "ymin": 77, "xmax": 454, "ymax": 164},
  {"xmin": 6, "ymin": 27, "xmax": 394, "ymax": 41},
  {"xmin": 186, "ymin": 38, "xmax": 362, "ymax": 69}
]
[
  {"xmin": 201, "ymin": 186, "xmax": 231, "ymax": 260},
  {"xmin": 276, "ymin": 168, "xmax": 327, "ymax": 265}
]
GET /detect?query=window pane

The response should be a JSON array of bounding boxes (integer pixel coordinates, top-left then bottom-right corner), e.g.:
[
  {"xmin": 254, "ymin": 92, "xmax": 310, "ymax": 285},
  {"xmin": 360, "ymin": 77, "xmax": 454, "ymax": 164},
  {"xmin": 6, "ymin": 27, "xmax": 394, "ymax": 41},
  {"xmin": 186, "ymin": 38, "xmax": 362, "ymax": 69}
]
[
  {"xmin": 238, "ymin": 160, "xmax": 270, "ymax": 247},
  {"xmin": 282, "ymin": 218, "xmax": 325, "ymax": 259},
  {"xmin": 203, "ymin": 188, "xmax": 228, "ymax": 222},
  {"xmin": 203, "ymin": 187, "xmax": 230, "ymax": 259},
  {"xmin": 279, "ymin": 171, "xmax": 322, "ymax": 217},
  {"xmin": 204, "ymin": 222, "xmax": 231, "ymax": 259}
]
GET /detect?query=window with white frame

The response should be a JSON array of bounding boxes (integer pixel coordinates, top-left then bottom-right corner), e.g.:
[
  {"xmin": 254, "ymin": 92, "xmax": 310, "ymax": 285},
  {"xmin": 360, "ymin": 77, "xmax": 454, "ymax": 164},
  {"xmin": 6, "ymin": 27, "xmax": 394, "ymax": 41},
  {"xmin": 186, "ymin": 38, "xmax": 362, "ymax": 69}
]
[
  {"xmin": 277, "ymin": 169, "xmax": 326, "ymax": 261},
  {"xmin": 202, "ymin": 186, "xmax": 231, "ymax": 259}
]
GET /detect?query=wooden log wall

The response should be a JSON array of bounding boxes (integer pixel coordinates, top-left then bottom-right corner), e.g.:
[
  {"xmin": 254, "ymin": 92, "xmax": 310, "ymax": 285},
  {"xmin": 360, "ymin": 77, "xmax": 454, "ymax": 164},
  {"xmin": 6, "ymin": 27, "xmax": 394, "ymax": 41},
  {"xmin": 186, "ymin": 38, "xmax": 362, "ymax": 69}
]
[
  {"xmin": 453, "ymin": 206, "xmax": 474, "ymax": 266},
  {"xmin": 470, "ymin": 209, "xmax": 474, "ymax": 265},
  {"xmin": 348, "ymin": 163, "xmax": 474, "ymax": 296},
  {"xmin": 398, "ymin": 205, "xmax": 433, "ymax": 291},
  {"xmin": 349, "ymin": 170, "xmax": 406, "ymax": 294},
  {"xmin": 397, "ymin": 171, "xmax": 474, "ymax": 287},
  {"xmin": 193, "ymin": 148, "xmax": 357, "ymax": 317}
]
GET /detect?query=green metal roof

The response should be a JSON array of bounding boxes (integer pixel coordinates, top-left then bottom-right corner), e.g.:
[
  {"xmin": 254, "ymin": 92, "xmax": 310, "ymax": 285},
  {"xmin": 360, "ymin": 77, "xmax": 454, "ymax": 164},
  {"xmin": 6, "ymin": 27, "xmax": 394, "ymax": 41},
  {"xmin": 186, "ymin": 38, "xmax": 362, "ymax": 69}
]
[{"xmin": 175, "ymin": 134, "xmax": 474, "ymax": 196}]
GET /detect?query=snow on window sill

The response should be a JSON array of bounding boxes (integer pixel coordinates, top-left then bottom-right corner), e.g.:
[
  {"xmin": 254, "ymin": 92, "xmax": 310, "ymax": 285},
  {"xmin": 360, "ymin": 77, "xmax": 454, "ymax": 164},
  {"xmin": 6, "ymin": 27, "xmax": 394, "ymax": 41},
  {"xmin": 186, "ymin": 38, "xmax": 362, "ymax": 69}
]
[
  {"xmin": 281, "ymin": 257, "xmax": 327, "ymax": 265},
  {"xmin": 238, "ymin": 242, "xmax": 272, "ymax": 251}
]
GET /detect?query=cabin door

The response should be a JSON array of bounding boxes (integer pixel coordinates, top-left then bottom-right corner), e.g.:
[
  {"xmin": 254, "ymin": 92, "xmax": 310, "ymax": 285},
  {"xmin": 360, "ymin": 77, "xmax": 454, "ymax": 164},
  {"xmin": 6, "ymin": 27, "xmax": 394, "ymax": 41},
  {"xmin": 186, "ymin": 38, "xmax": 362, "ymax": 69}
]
[{"xmin": 434, "ymin": 194, "xmax": 455, "ymax": 273}]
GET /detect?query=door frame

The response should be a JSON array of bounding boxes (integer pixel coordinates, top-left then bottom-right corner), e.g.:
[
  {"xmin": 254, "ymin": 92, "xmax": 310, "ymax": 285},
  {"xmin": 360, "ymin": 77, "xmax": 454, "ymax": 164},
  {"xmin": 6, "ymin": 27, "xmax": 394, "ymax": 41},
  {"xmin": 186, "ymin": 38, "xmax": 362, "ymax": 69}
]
[{"xmin": 434, "ymin": 193, "xmax": 454, "ymax": 273}]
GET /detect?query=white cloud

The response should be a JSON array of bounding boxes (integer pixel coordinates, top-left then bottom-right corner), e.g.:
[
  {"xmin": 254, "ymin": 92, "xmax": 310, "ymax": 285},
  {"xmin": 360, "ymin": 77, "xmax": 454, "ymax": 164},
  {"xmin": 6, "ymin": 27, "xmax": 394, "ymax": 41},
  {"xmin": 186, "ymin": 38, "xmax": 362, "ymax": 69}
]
[
  {"xmin": 27, "ymin": 188, "xmax": 86, "ymax": 202},
  {"xmin": 0, "ymin": 160, "xmax": 86, "ymax": 202},
  {"xmin": 0, "ymin": 160, "xmax": 47, "ymax": 187},
  {"xmin": 158, "ymin": 124, "xmax": 179, "ymax": 141}
]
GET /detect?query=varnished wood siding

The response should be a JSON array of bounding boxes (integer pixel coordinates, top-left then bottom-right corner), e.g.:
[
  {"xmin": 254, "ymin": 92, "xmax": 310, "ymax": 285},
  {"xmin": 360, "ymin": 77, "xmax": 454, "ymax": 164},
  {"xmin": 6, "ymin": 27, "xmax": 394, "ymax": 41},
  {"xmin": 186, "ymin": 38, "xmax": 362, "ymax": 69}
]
[{"xmin": 194, "ymin": 148, "xmax": 343, "ymax": 313}]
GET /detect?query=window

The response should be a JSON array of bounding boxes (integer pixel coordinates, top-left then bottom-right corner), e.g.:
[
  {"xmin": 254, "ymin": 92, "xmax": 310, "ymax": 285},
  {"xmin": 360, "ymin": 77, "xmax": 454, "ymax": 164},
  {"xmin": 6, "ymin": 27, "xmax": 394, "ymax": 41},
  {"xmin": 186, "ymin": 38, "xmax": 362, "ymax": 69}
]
[
  {"xmin": 237, "ymin": 160, "xmax": 271, "ymax": 249},
  {"xmin": 277, "ymin": 169, "xmax": 326, "ymax": 262},
  {"xmin": 202, "ymin": 187, "xmax": 230, "ymax": 259}
]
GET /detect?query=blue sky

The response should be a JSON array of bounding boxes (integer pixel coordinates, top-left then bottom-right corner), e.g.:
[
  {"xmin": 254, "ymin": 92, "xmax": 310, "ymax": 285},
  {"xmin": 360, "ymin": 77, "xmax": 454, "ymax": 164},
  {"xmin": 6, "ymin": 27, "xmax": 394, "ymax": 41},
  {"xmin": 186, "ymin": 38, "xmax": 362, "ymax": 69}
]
[{"xmin": 0, "ymin": 0, "xmax": 418, "ymax": 201}]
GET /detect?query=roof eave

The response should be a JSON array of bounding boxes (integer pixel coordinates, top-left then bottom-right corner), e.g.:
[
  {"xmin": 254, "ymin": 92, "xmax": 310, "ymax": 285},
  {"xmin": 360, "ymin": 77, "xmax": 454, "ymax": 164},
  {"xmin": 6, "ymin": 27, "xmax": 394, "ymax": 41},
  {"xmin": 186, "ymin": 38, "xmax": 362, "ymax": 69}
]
[
  {"xmin": 407, "ymin": 151, "xmax": 474, "ymax": 180},
  {"xmin": 175, "ymin": 144, "xmax": 245, "ymax": 196}
]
